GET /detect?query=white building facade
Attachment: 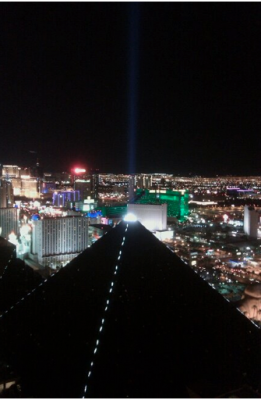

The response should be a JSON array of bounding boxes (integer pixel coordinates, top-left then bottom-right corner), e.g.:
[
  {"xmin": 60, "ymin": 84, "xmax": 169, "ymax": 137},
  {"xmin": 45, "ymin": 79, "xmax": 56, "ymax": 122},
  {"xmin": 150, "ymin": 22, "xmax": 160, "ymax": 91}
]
[
  {"xmin": 0, "ymin": 207, "xmax": 18, "ymax": 238},
  {"xmin": 127, "ymin": 203, "xmax": 167, "ymax": 231},
  {"xmin": 244, "ymin": 205, "xmax": 259, "ymax": 238},
  {"xmin": 31, "ymin": 216, "xmax": 89, "ymax": 267}
]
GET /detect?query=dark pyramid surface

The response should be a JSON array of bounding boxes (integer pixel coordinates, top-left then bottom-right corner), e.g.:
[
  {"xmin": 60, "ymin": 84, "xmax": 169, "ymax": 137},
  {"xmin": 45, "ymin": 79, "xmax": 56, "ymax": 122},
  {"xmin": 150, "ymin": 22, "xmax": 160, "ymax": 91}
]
[{"xmin": 1, "ymin": 221, "xmax": 261, "ymax": 397}]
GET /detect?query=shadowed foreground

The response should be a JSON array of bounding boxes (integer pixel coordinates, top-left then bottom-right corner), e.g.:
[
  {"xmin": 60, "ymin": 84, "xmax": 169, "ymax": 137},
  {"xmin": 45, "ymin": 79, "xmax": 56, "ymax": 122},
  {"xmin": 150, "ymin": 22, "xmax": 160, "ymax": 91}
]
[{"xmin": 1, "ymin": 221, "xmax": 261, "ymax": 397}]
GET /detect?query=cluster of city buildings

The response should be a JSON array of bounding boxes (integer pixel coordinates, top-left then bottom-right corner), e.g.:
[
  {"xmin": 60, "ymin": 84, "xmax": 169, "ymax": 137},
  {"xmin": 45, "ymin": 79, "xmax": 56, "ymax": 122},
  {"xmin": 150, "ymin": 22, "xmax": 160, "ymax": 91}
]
[
  {"xmin": 0, "ymin": 164, "xmax": 190, "ymax": 270},
  {"xmin": 3, "ymin": 162, "xmax": 261, "ymax": 326}
]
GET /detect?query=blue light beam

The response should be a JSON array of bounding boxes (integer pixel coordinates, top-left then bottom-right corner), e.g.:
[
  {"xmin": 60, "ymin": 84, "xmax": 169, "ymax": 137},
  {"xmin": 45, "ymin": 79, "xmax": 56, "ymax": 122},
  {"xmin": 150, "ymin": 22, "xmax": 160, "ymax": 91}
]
[{"xmin": 128, "ymin": 4, "xmax": 140, "ymax": 174}]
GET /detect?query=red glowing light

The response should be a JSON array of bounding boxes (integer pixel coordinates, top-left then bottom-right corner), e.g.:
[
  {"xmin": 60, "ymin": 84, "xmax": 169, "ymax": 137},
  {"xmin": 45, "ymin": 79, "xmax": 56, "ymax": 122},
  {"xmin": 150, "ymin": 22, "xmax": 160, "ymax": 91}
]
[{"xmin": 74, "ymin": 168, "xmax": 86, "ymax": 174}]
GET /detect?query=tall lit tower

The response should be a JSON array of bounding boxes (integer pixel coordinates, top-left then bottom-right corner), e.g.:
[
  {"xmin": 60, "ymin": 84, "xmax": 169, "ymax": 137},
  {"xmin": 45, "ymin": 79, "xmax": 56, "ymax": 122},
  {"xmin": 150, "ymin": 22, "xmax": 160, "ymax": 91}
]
[{"xmin": 244, "ymin": 205, "xmax": 259, "ymax": 238}]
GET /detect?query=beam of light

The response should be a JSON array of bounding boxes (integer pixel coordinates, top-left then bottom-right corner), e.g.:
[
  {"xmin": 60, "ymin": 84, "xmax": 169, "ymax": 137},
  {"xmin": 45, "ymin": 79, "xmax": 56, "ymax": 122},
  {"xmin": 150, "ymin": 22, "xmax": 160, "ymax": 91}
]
[{"xmin": 127, "ymin": 3, "xmax": 140, "ymax": 174}]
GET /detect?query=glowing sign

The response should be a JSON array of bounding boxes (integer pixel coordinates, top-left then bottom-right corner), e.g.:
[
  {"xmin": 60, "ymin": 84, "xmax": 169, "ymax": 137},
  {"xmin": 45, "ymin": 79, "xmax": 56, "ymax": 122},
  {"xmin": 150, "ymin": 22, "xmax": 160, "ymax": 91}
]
[{"xmin": 74, "ymin": 168, "xmax": 86, "ymax": 174}]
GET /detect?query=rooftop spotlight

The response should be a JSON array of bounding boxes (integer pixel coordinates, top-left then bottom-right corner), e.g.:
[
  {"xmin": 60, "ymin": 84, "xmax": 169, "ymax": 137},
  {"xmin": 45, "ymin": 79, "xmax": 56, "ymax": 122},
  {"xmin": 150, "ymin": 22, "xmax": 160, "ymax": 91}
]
[{"xmin": 124, "ymin": 213, "xmax": 137, "ymax": 222}]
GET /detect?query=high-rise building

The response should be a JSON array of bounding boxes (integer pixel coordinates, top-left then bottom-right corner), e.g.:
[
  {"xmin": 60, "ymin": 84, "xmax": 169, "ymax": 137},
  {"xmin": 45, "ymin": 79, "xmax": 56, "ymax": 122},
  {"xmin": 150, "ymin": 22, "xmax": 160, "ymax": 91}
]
[
  {"xmin": 0, "ymin": 207, "xmax": 18, "ymax": 238},
  {"xmin": 136, "ymin": 175, "xmax": 152, "ymax": 189},
  {"xmin": 75, "ymin": 179, "xmax": 92, "ymax": 200},
  {"xmin": 52, "ymin": 190, "xmax": 81, "ymax": 207},
  {"xmin": 21, "ymin": 177, "xmax": 41, "ymax": 198},
  {"xmin": 11, "ymin": 176, "xmax": 41, "ymax": 198},
  {"xmin": 0, "ymin": 180, "xmax": 14, "ymax": 207},
  {"xmin": 74, "ymin": 174, "xmax": 99, "ymax": 201},
  {"xmin": 244, "ymin": 205, "xmax": 259, "ymax": 238},
  {"xmin": 2, "ymin": 165, "xmax": 20, "ymax": 179},
  {"xmin": 31, "ymin": 216, "xmax": 89, "ymax": 267}
]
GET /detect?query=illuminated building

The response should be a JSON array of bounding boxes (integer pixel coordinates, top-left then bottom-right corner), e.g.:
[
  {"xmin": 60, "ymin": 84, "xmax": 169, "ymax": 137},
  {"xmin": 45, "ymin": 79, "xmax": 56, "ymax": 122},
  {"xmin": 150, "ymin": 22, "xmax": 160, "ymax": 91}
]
[
  {"xmin": 0, "ymin": 207, "xmax": 18, "ymax": 238},
  {"xmin": 127, "ymin": 203, "xmax": 167, "ymax": 231},
  {"xmin": 11, "ymin": 176, "xmax": 41, "ymax": 198},
  {"xmin": 136, "ymin": 174, "xmax": 152, "ymax": 189},
  {"xmin": 31, "ymin": 216, "xmax": 89, "ymax": 268},
  {"xmin": 11, "ymin": 178, "xmax": 22, "ymax": 196},
  {"xmin": 42, "ymin": 182, "xmax": 56, "ymax": 194},
  {"xmin": 74, "ymin": 174, "xmax": 99, "ymax": 201},
  {"xmin": 135, "ymin": 188, "xmax": 189, "ymax": 220},
  {"xmin": 244, "ymin": 205, "xmax": 259, "ymax": 238},
  {"xmin": 2, "ymin": 165, "xmax": 20, "ymax": 179},
  {"xmin": 227, "ymin": 187, "xmax": 254, "ymax": 198},
  {"xmin": 74, "ymin": 197, "xmax": 97, "ymax": 212},
  {"xmin": 88, "ymin": 223, "xmax": 112, "ymax": 243},
  {"xmin": 0, "ymin": 180, "xmax": 13, "ymax": 207},
  {"xmin": 99, "ymin": 204, "xmax": 127, "ymax": 218},
  {"xmin": 75, "ymin": 179, "xmax": 91, "ymax": 200},
  {"xmin": 21, "ymin": 177, "xmax": 41, "ymax": 198},
  {"xmin": 53, "ymin": 190, "xmax": 80, "ymax": 207}
]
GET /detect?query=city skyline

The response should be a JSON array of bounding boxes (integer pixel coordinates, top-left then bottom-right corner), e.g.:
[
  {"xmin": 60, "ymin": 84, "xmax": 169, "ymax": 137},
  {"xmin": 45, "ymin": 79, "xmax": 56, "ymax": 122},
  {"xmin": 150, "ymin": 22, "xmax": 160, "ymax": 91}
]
[{"xmin": 1, "ymin": 3, "xmax": 261, "ymax": 175}]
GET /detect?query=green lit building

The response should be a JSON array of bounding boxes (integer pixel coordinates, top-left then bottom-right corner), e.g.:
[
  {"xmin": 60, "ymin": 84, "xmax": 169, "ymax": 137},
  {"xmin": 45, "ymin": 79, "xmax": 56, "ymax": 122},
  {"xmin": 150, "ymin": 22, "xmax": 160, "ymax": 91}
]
[
  {"xmin": 135, "ymin": 188, "xmax": 189, "ymax": 220},
  {"xmin": 99, "ymin": 204, "xmax": 127, "ymax": 218},
  {"xmin": 96, "ymin": 189, "xmax": 189, "ymax": 221}
]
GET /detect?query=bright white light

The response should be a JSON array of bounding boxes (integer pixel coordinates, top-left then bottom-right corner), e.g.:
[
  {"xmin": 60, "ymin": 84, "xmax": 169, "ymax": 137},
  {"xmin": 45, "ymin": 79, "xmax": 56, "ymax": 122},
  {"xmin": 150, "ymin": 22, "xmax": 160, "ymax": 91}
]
[
  {"xmin": 75, "ymin": 168, "xmax": 86, "ymax": 174},
  {"xmin": 20, "ymin": 224, "xmax": 31, "ymax": 236},
  {"xmin": 124, "ymin": 213, "xmax": 137, "ymax": 222},
  {"xmin": 8, "ymin": 232, "xmax": 18, "ymax": 246},
  {"xmin": 223, "ymin": 214, "xmax": 229, "ymax": 223}
]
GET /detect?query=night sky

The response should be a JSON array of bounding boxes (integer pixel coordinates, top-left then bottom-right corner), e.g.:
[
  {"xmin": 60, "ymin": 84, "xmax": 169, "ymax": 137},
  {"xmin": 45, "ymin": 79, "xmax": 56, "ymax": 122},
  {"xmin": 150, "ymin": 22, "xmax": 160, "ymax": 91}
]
[{"xmin": 1, "ymin": 3, "xmax": 261, "ymax": 175}]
